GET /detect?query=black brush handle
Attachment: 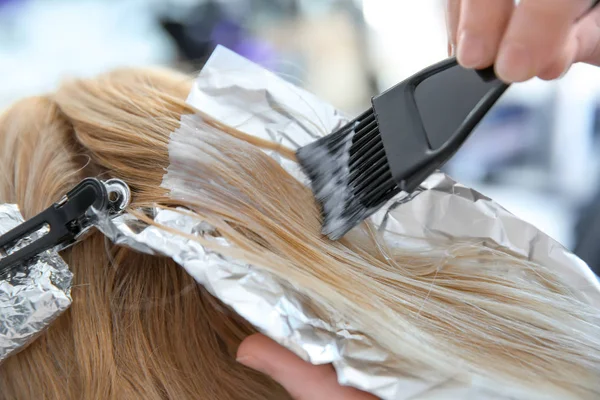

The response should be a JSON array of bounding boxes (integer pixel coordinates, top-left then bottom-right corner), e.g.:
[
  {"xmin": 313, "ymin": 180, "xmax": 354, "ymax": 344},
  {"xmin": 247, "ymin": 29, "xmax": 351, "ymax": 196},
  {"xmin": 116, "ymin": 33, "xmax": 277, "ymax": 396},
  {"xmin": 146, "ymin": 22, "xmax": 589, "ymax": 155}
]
[
  {"xmin": 377, "ymin": 0, "xmax": 600, "ymax": 194},
  {"xmin": 374, "ymin": 58, "xmax": 508, "ymax": 193}
]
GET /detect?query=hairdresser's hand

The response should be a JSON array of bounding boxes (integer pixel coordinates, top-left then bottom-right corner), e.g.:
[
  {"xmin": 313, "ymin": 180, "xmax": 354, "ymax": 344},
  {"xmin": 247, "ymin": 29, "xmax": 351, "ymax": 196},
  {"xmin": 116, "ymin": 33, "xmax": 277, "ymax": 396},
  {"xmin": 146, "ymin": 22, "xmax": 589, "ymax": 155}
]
[
  {"xmin": 237, "ymin": 334, "xmax": 376, "ymax": 400},
  {"xmin": 446, "ymin": 0, "xmax": 600, "ymax": 82}
]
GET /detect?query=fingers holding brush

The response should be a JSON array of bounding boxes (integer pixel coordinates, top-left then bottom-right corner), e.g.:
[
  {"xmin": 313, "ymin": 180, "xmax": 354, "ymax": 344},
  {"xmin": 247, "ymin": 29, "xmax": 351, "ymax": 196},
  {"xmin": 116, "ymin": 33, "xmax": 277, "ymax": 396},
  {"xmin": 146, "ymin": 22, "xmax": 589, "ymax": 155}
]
[
  {"xmin": 445, "ymin": 0, "xmax": 461, "ymax": 56},
  {"xmin": 572, "ymin": 3, "xmax": 600, "ymax": 65},
  {"xmin": 454, "ymin": 0, "xmax": 514, "ymax": 69},
  {"xmin": 446, "ymin": 0, "xmax": 600, "ymax": 82},
  {"xmin": 495, "ymin": 0, "xmax": 589, "ymax": 82},
  {"xmin": 445, "ymin": 0, "xmax": 515, "ymax": 62}
]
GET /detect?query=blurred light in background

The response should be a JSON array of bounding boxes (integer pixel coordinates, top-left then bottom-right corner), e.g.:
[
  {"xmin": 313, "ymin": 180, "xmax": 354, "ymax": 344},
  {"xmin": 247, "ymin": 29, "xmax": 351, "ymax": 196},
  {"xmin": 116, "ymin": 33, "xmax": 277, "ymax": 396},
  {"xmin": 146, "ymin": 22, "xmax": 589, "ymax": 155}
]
[
  {"xmin": 0, "ymin": 0, "xmax": 175, "ymax": 107},
  {"xmin": 361, "ymin": 0, "xmax": 447, "ymax": 87}
]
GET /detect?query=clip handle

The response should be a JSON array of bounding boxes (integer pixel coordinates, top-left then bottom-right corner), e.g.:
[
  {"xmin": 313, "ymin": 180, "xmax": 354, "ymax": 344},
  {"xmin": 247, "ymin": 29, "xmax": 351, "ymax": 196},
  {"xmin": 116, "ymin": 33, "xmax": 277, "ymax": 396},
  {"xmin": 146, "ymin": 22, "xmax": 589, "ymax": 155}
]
[
  {"xmin": 0, "ymin": 217, "xmax": 62, "ymax": 273},
  {"xmin": 0, "ymin": 178, "xmax": 107, "ymax": 275}
]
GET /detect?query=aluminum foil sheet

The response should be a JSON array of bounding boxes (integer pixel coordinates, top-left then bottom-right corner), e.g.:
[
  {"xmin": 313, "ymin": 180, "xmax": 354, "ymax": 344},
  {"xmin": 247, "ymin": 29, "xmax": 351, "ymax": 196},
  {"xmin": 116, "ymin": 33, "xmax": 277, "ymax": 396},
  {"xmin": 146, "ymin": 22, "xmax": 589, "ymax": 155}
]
[
  {"xmin": 0, "ymin": 204, "xmax": 72, "ymax": 363},
  {"xmin": 94, "ymin": 45, "xmax": 600, "ymax": 399}
]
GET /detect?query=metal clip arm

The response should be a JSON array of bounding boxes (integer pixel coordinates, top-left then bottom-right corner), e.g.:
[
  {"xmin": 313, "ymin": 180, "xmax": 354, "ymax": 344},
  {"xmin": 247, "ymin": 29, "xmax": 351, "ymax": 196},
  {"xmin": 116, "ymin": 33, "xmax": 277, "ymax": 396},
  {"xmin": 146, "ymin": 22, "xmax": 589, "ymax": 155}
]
[{"xmin": 0, "ymin": 178, "xmax": 128, "ymax": 275}]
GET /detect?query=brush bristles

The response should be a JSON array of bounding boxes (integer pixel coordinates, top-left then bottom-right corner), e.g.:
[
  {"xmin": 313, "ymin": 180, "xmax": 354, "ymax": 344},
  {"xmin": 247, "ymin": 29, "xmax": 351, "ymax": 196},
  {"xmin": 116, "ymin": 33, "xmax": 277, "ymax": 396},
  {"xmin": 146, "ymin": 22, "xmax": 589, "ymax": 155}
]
[{"xmin": 297, "ymin": 108, "xmax": 400, "ymax": 239}]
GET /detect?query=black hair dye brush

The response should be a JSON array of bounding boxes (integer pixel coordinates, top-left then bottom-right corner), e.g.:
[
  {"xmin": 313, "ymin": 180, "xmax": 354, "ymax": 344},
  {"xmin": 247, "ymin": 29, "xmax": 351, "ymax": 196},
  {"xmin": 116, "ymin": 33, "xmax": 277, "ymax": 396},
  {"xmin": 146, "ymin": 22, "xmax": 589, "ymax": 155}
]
[
  {"xmin": 296, "ymin": 4, "xmax": 600, "ymax": 240},
  {"xmin": 296, "ymin": 57, "xmax": 508, "ymax": 240}
]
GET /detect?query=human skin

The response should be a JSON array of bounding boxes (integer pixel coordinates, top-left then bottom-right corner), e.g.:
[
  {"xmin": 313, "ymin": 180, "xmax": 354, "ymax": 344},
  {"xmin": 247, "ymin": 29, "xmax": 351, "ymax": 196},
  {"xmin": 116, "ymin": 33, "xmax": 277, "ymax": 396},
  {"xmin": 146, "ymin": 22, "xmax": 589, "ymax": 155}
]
[
  {"xmin": 446, "ymin": 0, "xmax": 600, "ymax": 82},
  {"xmin": 237, "ymin": 334, "xmax": 377, "ymax": 399}
]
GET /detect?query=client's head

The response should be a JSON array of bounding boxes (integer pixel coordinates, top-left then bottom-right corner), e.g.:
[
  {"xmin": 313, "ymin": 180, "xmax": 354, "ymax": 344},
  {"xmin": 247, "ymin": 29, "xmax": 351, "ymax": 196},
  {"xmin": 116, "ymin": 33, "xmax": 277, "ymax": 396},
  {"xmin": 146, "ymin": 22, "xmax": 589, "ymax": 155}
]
[
  {"xmin": 0, "ymin": 68, "xmax": 599, "ymax": 400},
  {"xmin": 0, "ymin": 69, "xmax": 290, "ymax": 399}
]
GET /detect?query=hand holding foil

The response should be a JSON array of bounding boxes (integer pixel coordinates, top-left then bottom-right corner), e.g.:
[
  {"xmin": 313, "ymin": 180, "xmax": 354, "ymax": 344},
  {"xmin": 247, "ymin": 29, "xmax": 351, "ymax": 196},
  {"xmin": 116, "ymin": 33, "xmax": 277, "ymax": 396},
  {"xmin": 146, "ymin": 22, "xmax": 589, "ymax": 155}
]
[
  {"xmin": 91, "ymin": 46, "xmax": 600, "ymax": 399},
  {"xmin": 238, "ymin": 333, "xmax": 376, "ymax": 400},
  {"xmin": 3, "ymin": 45, "xmax": 597, "ymax": 399}
]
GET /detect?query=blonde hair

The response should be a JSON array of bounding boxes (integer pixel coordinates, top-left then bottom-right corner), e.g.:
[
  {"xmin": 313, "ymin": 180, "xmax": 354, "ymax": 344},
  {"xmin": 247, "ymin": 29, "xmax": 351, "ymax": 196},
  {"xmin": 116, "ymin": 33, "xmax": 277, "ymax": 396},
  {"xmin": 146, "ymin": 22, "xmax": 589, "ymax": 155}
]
[
  {"xmin": 0, "ymin": 68, "xmax": 599, "ymax": 399},
  {"xmin": 0, "ymin": 71, "xmax": 289, "ymax": 399}
]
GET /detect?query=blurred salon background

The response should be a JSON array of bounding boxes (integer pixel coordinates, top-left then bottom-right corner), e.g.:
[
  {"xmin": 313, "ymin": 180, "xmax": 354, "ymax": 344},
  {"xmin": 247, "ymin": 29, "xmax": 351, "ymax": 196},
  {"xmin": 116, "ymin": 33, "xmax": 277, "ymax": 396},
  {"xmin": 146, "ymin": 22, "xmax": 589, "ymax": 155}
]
[{"xmin": 2, "ymin": 0, "xmax": 600, "ymax": 273}]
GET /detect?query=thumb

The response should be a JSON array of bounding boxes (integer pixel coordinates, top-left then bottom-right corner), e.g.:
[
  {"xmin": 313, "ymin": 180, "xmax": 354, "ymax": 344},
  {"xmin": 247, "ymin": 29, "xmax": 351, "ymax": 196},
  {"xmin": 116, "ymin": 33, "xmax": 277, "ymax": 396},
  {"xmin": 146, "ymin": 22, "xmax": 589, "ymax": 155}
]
[
  {"xmin": 236, "ymin": 334, "xmax": 376, "ymax": 400},
  {"xmin": 573, "ymin": 7, "xmax": 600, "ymax": 65}
]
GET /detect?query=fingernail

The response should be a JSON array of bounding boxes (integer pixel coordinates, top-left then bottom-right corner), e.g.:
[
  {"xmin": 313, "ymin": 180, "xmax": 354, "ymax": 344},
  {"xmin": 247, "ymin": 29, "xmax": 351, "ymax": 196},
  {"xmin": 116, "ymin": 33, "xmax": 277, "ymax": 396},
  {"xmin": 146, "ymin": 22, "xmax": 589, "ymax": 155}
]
[
  {"xmin": 448, "ymin": 42, "xmax": 456, "ymax": 57},
  {"xmin": 558, "ymin": 64, "xmax": 572, "ymax": 79},
  {"xmin": 496, "ymin": 43, "xmax": 532, "ymax": 82},
  {"xmin": 456, "ymin": 31, "xmax": 485, "ymax": 67},
  {"xmin": 236, "ymin": 356, "xmax": 266, "ymax": 374},
  {"xmin": 236, "ymin": 355, "xmax": 255, "ymax": 366}
]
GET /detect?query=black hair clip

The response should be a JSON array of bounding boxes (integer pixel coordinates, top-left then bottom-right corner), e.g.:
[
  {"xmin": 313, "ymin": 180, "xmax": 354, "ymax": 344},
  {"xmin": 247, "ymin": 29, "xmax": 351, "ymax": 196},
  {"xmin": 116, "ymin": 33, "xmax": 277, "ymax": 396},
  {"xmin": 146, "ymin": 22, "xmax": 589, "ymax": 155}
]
[{"xmin": 0, "ymin": 178, "xmax": 130, "ymax": 275}]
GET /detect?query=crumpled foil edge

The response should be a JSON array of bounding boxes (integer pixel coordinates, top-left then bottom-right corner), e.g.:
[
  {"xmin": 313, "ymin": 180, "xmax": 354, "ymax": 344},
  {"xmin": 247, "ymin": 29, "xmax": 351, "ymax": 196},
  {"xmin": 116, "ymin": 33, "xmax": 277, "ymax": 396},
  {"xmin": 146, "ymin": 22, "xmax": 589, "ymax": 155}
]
[
  {"xmin": 97, "ymin": 45, "xmax": 600, "ymax": 400},
  {"xmin": 0, "ymin": 204, "xmax": 72, "ymax": 364}
]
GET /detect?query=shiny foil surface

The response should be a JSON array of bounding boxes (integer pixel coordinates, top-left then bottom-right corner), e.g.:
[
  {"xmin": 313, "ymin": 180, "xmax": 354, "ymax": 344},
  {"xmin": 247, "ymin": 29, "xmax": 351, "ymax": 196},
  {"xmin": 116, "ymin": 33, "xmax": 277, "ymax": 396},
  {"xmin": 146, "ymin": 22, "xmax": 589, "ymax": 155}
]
[
  {"xmin": 96, "ymin": 46, "xmax": 600, "ymax": 399},
  {"xmin": 0, "ymin": 204, "xmax": 72, "ymax": 363}
]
